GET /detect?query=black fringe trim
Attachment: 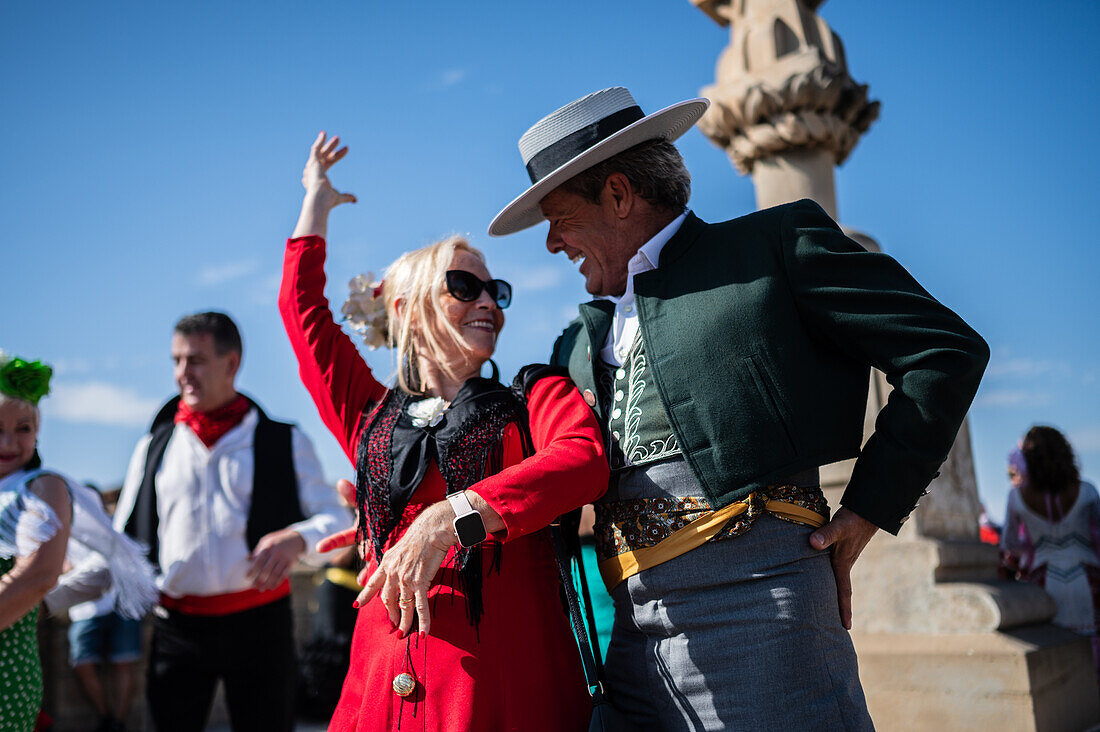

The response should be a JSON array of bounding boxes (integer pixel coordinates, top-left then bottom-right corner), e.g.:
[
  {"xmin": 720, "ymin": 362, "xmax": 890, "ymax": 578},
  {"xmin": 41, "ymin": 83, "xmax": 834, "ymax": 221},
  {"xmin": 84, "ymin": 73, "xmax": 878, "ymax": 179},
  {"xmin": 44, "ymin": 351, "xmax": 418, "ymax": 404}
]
[{"xmin": 353, "ymin": 367, "xmax": 559, "ymax": 631}]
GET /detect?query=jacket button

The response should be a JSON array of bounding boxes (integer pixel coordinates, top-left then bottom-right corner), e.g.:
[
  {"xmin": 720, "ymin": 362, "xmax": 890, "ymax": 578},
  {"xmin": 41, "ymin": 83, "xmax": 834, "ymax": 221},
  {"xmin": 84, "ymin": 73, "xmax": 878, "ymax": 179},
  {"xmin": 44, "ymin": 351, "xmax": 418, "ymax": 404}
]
[
  {"xmin": 583, "ymin": 390, "xmax": 596, "ymax": 407},
  {"xmin": 392, "ymin": 672, "xmax": 416, "ymax": 697}
]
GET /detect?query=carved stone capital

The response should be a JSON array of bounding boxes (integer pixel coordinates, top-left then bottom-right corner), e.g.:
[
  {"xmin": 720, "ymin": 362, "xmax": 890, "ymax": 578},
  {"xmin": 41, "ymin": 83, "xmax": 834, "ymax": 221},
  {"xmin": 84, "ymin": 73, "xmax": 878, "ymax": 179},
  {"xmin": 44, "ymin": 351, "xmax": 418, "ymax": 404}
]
[{"xmin": 700, "ymin": 60, "xmax": 879, "ymax": 173}]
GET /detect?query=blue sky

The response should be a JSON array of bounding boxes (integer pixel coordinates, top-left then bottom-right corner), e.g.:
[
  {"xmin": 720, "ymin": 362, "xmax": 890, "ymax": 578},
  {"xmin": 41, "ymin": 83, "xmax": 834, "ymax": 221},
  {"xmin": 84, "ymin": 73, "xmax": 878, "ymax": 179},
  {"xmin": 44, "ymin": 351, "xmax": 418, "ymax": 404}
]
[{"xmin": 3, "ymin": 1, "xmax": 1097, "ymax": 523}]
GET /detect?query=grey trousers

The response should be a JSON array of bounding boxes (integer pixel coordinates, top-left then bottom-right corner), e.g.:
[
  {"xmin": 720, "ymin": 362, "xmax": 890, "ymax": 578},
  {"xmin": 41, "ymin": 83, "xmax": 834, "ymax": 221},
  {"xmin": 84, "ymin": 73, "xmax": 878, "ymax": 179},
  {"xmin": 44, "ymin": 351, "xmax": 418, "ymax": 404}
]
[{"xmin": 602, "ymin": 513, "xmax": 874, "ymax": 731}]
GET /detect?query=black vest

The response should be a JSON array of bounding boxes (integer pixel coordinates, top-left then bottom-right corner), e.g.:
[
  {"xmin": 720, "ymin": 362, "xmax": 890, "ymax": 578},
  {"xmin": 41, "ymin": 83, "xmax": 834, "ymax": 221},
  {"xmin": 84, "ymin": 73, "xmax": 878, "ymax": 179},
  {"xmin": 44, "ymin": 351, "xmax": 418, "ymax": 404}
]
[{"xmin": 123, "ymin": 395, "xmax": 305, "ymax": 567}]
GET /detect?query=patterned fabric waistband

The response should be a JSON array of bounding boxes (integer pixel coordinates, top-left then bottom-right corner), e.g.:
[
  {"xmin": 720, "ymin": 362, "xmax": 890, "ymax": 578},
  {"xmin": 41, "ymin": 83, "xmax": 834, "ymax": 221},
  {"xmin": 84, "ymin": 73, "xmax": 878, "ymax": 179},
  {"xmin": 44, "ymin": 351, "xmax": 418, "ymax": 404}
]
[{"xmin": 594, "ymin": 484, "xmax": 829, "ymax": 562}]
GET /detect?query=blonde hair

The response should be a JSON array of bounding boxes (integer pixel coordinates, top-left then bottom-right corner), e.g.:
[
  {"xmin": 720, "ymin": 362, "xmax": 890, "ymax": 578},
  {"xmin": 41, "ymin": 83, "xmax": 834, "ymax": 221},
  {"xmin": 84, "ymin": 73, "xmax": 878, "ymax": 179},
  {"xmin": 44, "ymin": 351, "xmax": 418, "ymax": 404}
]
[{"xmin": 382, "ymin": 235, "xmax": 487, "ymax": 394}]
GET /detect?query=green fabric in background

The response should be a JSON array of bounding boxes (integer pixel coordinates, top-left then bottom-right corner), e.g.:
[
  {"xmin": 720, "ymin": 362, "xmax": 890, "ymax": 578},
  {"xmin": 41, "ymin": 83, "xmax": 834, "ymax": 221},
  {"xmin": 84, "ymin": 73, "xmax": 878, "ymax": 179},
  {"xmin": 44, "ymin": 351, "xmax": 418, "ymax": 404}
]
[
  {"xmin": 0, "ymin": 555, "xmax": 44, "ymax": 732},
  {"xmin": 577, "ymin": 541, "xmax": 613, "ymax": 658}
]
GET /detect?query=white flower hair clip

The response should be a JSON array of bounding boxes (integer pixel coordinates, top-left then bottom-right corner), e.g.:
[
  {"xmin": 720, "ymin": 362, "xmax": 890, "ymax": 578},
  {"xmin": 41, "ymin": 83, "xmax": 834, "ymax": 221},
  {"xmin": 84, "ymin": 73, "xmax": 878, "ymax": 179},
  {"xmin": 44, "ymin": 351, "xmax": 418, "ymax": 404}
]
[
  {"xmin": 341, "ymin": 273, "xmax": 389, "ymax": 350},
  {"xmin": 407, "ymin": 396, "xmax": 449, "ymax": 429}
]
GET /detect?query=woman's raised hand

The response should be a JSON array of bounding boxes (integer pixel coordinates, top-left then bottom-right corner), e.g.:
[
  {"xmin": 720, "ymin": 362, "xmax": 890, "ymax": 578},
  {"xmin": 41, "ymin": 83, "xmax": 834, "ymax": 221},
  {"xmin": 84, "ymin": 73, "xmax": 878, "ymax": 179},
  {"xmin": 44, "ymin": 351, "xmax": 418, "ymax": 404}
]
[
  {"xmin": 292, "ymin": 131, "xmax": 357, "ymax": 238},
  {"xmin": 303, "ymin": 132, "xmax": 355, "ymax": 202}
]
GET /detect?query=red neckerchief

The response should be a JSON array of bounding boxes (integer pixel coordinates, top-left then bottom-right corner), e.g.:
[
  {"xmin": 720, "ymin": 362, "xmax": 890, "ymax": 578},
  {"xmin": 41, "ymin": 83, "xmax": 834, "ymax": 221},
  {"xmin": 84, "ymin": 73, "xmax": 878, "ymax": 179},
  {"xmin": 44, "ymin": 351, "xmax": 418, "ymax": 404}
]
[{"xmin": 175, "ymin": 394, "xmax": 250, "ymax": 448}]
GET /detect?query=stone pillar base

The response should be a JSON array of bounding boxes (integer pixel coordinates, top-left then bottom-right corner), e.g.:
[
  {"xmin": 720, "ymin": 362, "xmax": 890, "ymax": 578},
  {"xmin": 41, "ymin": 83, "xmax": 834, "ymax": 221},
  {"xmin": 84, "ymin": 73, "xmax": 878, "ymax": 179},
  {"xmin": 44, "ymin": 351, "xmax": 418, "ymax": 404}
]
[{"xmin": 851, "ymin": 626, "xmax": 1099, "ymax": 731}]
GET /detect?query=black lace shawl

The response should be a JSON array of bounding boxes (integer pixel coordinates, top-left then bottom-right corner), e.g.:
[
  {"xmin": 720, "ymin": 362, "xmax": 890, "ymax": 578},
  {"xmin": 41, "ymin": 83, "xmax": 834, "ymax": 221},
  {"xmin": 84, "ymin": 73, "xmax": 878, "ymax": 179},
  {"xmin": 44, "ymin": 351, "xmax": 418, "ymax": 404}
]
[{"xmin": 354, "ymin": 365, "xmax": 567, "ymax": 629}]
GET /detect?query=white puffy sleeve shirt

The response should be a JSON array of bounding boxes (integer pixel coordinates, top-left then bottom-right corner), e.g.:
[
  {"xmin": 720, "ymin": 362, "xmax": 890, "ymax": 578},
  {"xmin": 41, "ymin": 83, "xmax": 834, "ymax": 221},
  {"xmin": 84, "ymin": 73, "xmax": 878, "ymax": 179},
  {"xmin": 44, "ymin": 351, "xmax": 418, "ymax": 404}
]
[{"xmin": 114, "ymin": 408, "xmax": 353, "ymax": 598}]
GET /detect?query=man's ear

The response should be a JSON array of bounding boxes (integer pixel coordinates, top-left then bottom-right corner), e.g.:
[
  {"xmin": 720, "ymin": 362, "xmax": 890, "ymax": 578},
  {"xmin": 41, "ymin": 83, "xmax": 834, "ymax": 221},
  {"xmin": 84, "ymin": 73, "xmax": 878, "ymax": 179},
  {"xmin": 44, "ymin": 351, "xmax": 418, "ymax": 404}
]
[
  {"xmin": 226, "ymin": 350, "xmax": 242, "ymax": 379},
  {"xmin": 393, "ymin": 296, "xmax": 406, "ymax": 322},
  {"xmin": 602, "ymin": 173, "xmax": 635, "ymax": 220}
]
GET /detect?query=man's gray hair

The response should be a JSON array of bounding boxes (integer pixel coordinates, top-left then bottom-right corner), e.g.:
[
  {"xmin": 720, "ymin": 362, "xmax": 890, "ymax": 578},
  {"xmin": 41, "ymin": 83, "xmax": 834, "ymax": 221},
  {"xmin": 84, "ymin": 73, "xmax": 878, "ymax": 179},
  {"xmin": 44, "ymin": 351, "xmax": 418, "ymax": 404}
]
[{"xmin": 558, "ymin": 138, "xmax": 691, "ymax": 212}]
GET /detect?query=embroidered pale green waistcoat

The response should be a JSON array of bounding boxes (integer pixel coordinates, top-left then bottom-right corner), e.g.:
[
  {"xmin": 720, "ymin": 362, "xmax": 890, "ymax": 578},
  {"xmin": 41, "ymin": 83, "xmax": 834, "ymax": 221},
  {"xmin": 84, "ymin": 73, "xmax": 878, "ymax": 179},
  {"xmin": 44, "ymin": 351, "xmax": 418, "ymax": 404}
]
[{"xmin": 596, "ymin": 334, "xmax": 681, "ymax": 471}]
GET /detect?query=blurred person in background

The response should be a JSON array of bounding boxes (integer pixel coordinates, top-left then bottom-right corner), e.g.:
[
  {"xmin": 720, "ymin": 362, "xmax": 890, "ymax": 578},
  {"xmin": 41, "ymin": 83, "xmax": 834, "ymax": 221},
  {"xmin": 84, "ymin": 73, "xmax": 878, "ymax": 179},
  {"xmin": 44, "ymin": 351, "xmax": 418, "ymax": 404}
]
[
  {"xmin": 1, "ymin": 353, "xmax": 155, "ymax": 732},
  {"xmin": 297, "ymin": 479, "xmax": 362, "ymax": 722},
  {"xmin": 67, "ymin": 488, "xmax": 142, "ymax": 732},
  {"xmin": 0, "ymin": 353, "xmax": 71, "ymax": 732},
  {"xmin": 114, "ymin": 313, "xmax": 353, "ymax": 732},
  {"xmin": 1001, "ymin": 425, "xmax": 1100, "ymax": 678}
]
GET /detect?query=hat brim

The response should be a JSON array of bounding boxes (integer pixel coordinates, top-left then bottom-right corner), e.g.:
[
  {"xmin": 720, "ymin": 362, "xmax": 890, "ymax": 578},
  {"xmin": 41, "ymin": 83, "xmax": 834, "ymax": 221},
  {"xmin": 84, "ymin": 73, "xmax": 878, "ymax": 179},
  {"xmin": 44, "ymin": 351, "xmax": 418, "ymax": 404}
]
[{"xmin": 488, "ymin": 98, "xmax": 710, "ymax": 237}]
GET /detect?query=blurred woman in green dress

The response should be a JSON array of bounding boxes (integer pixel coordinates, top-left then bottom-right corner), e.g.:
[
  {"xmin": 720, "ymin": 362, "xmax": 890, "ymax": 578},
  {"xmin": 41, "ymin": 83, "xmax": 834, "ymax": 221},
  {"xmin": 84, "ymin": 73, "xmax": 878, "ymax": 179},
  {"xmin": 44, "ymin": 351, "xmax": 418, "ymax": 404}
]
[
  {"xmin": 0, "ymin": 352, "xmax": 70, "ymax": 731},
  {"xmin": 0, "ymin": 351, "xmax": 157, "ymax": 731}
]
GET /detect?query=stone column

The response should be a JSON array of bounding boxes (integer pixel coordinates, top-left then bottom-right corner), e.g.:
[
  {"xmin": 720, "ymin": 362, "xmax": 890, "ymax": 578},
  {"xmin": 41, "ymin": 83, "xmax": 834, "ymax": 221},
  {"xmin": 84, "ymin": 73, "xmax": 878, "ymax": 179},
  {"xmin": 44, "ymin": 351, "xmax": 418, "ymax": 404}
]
[
  {"xmin": 692, "ymin": 0, "xmax": 877, "ymax": 218},
  {"xmin": 690, "ymin": 2, "xmax": 1099, "ymax": 729}
]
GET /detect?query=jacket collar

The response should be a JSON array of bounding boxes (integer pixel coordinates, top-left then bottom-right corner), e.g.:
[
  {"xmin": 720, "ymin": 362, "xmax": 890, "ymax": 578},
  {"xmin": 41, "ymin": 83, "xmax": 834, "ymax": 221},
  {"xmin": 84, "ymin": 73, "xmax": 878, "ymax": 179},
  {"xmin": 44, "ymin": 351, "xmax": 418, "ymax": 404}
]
[
  {"xmin": 656, "ymin": 211, "xmax": 708, "ymax": 269},
  {"xmin": 578, "ymin": 298, "xmax": 615, "ymax": 352}
]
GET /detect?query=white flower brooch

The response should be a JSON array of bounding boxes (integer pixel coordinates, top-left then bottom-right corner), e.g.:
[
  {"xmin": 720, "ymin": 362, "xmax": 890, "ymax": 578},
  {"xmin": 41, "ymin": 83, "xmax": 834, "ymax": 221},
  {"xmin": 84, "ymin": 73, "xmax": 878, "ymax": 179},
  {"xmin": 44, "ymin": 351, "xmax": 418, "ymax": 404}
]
[{"xmin": 407, "ymin": 397, "xmax": 449, "ymax": 429}]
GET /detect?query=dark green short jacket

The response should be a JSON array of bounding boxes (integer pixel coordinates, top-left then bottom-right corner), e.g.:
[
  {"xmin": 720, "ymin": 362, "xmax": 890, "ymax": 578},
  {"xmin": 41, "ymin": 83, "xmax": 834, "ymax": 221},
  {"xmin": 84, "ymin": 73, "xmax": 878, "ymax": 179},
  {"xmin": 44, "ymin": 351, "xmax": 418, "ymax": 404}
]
[{"xmin": 551, "ymin": 200, "xmax": 989, "ymax": 534}]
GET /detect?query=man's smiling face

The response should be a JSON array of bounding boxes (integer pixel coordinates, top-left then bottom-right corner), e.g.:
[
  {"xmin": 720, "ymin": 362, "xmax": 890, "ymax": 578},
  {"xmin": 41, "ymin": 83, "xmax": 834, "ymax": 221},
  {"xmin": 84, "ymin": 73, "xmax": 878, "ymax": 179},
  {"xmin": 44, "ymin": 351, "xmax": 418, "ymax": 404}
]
[{"xmin": 539, "ymin": 186, "xmax": 639, "ymax": 297}]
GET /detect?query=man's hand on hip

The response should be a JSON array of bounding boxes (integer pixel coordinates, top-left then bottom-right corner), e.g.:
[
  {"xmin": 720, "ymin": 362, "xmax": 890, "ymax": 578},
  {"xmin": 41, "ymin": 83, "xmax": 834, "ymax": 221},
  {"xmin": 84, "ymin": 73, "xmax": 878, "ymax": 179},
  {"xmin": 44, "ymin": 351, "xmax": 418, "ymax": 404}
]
[
  {"xmin": 809, "ymin": 508, "xmax": 878, "ymax": 631},
  {"xmin": 247, "ymin": 528, "xmax": 307, "ymax": 591}
]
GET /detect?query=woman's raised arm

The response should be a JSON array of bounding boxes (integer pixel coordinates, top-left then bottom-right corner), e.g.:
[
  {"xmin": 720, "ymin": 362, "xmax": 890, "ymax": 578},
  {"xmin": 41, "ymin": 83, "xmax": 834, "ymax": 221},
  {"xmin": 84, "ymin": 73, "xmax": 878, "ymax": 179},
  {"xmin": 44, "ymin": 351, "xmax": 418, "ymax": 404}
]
[{"xmin": 281, "ymin": 134, "xmax": 388, "ymax": 459}]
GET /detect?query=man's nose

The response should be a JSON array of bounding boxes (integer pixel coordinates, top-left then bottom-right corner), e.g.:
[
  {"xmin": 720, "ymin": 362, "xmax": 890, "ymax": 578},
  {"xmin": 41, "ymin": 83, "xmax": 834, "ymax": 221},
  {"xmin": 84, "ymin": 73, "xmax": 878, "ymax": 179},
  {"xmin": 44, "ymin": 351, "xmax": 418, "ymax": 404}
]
[{"xmin": 545, "ymin": 228, "xmax": 564, "ymax": 254}]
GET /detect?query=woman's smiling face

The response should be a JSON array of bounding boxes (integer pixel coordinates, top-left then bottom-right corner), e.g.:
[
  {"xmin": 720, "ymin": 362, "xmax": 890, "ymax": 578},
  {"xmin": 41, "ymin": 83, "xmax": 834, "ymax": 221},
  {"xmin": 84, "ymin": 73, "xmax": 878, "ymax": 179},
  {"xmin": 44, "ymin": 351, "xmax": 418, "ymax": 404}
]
[
  {"xmin": 431, "ymin": 250, "xmax": 505, "ymax": 366},
  {"xmin": 0, "ymin": 397, "xmax": 38, "ymax": 479}
]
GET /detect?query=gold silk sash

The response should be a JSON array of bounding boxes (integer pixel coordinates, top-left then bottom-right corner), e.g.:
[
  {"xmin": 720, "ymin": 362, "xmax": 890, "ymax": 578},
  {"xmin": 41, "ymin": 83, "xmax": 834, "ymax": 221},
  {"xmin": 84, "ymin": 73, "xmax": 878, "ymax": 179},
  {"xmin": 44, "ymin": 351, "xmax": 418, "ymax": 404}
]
[{"xmin": 597, "ymin": 493, "xmax": 826, "ymax": 591}]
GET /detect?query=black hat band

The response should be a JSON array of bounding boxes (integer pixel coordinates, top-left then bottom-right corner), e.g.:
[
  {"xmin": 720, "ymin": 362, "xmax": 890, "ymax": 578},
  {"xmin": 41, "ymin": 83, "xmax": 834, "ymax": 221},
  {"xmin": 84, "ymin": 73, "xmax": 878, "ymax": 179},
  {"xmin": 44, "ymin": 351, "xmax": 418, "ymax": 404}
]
[{"xmin": 524, "ymin": 105, "xmax": 644, "ymax": 184}]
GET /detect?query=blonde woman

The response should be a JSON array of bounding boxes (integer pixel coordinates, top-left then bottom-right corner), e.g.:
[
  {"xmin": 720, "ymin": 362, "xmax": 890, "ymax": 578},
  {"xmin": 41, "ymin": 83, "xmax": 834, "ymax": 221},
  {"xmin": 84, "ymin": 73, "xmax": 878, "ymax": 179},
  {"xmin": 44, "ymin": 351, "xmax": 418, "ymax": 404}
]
[{"xmin": 279, "ymin": 133, "xmax": 608, "ymax": 731}]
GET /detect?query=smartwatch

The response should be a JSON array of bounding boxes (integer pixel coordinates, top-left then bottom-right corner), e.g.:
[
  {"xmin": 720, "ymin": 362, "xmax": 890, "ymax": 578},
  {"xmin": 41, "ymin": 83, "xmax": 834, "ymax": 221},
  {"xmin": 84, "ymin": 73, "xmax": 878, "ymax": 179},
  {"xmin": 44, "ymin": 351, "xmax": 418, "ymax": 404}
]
[{"xmin": 447, "ymin": 491, "xmax": 487, "ymax": 548}]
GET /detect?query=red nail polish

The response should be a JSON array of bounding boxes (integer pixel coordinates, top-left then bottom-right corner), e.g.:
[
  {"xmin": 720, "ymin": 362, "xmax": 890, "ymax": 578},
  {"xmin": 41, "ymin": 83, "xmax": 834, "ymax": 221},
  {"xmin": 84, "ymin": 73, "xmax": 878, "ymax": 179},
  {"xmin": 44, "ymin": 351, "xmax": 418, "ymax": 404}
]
[{"xmin": 352, "ymin": 600, "xmax": 359, "ymax": 609}]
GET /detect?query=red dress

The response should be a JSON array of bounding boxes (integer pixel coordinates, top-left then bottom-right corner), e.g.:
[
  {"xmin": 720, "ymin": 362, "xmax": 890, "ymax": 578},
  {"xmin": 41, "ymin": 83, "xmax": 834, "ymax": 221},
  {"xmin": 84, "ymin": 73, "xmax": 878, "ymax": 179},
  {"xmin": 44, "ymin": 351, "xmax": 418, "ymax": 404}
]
[{"xmin": 280, "ymin": 236, "xmax": 609, "ymax": 731}]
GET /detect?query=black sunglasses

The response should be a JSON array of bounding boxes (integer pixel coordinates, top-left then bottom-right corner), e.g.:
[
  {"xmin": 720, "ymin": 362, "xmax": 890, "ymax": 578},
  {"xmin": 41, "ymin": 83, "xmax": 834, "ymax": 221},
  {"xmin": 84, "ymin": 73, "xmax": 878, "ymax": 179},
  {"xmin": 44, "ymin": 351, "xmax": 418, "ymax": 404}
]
[{"xmin": 445, "ymin": 270, "xmax": 513, "ymax": 309}]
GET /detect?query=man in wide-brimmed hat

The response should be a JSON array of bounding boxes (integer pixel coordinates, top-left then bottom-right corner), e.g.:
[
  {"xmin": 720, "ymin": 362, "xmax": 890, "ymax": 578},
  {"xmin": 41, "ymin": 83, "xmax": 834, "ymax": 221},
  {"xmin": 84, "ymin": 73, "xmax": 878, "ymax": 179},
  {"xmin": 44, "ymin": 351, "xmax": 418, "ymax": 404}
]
[{"xmin": 491, "ymin": 87, "xmax": 989, "ymax": 728}]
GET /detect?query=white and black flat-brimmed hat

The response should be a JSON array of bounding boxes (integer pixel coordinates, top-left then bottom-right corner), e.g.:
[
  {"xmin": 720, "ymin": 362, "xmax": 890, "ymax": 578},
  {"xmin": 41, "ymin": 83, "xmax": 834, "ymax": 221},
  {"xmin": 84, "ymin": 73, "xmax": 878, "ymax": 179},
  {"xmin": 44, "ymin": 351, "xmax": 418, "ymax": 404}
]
[{"xmin": 488, "ymin": 87, "xmax": 709, "ymax": 237}]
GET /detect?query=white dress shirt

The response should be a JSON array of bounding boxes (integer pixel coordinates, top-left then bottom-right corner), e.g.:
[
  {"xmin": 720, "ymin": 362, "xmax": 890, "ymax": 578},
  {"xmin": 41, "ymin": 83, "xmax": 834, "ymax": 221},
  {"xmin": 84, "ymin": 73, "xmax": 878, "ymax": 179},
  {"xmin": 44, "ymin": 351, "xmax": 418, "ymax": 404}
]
[
  {"xmin": 114, "ymin": 408, "xmax": 353, "ymax": 598},
  {"xmin": 599, "ymin": 212, "xmax": 687, "ymax": 366}
]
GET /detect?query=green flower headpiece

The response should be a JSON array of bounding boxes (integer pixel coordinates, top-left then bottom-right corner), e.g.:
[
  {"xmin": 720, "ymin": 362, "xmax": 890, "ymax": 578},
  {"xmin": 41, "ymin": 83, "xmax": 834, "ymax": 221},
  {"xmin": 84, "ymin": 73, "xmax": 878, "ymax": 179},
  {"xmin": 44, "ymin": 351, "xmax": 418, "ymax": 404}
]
[{"xmin": 0, "ymin": 350, "xmax": 53, "ymax": 405}]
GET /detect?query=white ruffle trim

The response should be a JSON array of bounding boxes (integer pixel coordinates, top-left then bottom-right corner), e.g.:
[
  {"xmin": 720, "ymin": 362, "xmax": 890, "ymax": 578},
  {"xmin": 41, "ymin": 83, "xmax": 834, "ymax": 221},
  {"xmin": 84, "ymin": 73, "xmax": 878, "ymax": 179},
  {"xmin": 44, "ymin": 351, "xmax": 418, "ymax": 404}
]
[
  {"xmin": 64, "ymin": 479, "xmax": 159, "ymax": 619},
  {"xmin": 0, "ymin": 470, "xmax": 63, "ymax": 558},
  {"xmin": 2, "ymin": 469, "xmax": 158, "ymax": 619}
]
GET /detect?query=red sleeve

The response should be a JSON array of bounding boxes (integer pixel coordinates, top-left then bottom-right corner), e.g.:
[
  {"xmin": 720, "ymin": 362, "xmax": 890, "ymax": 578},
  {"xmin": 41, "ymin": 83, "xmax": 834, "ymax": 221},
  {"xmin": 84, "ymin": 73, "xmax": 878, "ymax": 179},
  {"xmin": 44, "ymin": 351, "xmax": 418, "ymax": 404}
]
[
  {"xmin": 279, "ymin": 236, "xmax": 389, "ymax": 462},
  {"xmin": 471, "ymin": 375, "xmax": 609, "ymax": 541}
]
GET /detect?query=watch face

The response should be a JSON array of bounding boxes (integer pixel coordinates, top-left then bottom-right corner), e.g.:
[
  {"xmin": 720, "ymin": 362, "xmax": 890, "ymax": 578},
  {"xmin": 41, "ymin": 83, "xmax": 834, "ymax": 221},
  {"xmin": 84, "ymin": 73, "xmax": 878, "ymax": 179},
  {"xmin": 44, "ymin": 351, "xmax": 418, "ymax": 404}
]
[{"xmin": 454, "ymin": 512, "xmax": 487, "ymax": 547}]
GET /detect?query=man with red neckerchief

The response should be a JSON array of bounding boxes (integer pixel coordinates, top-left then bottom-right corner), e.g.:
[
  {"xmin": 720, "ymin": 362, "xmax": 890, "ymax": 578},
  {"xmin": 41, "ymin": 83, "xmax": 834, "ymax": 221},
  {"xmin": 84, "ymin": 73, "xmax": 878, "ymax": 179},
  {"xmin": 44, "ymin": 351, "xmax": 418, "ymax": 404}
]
[{"xmin": 114, "ymin": 312, "xmax": 352, "ymax": 731}]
